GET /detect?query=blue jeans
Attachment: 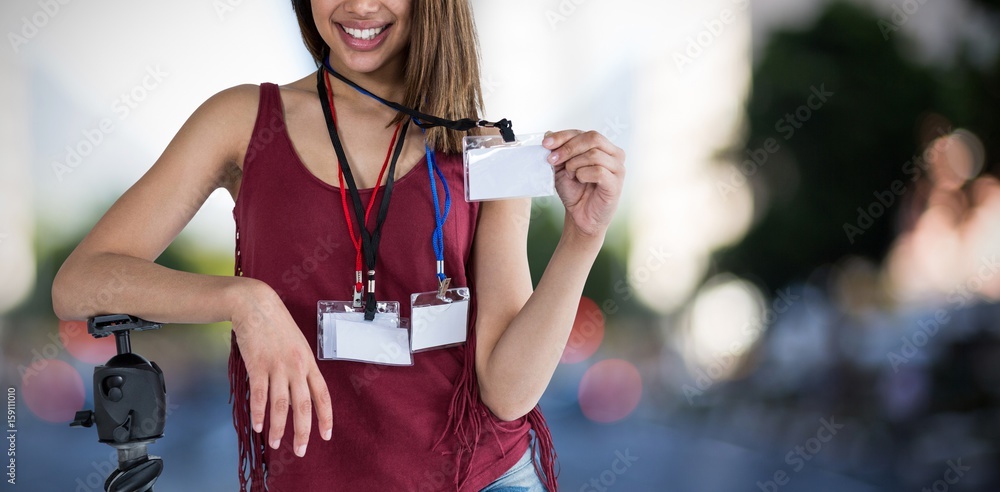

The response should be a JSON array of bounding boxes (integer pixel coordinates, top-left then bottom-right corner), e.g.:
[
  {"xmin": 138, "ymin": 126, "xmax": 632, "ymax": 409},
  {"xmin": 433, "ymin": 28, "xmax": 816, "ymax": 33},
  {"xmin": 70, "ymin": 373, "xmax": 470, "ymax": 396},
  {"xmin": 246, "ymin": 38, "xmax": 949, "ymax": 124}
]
[{"xmin": 479, "ymin": 447, "xmax": 549, "ymax": 492}]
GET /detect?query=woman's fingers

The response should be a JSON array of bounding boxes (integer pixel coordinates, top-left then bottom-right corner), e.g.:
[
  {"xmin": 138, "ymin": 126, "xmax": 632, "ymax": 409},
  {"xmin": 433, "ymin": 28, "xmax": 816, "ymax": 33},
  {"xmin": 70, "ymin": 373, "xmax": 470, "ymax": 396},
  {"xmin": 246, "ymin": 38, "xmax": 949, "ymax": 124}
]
[
  {"xmin": 252, "ymin": 358, "xmax": 331, "ymax": 455},
  {"xmin": 249, "ymin": 370, "xmax": 268, "ymax": 434},
  {"xmin": 573, "ymin": 165, "xmax": 621, "ymax": 193},
  {"xmin": 562, "ymin": 148, "xmax": 622, "ymax": 179},
  {"xmin": 268, "ymin": 375, "xmax": 291, "ymax": 450},
  {"xmin": 544, "ymin": 130, "xmax": 623, "ymax": 167},
  {"xmin": 542, "ymin": 129, "xmax": 582, "ymax": 152},
  {"xmin": 309, "ymin": 371, "xmax": 334, "ymax": 441},
  {"xmin": 290, "ymin": 378, "xmax": 312, "ymax": 457},
  {"xmin": 233, "ymin": 285, "xmax": 331, "ymax": 458}
]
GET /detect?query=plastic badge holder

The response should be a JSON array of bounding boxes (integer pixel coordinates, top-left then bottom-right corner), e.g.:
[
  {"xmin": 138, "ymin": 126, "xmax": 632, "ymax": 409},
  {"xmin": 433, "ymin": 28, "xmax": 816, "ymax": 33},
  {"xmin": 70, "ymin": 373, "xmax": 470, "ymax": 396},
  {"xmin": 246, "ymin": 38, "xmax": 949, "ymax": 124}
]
[
  {"xmin": 317, "ymin": 300, "xmax": 411, "ymax": 366},
  {"xmin": 410, "ymin": 287, "xmax": 470, "ymax": 353},
  {"xmin": 463, "ymin": 133, "xmax": 556, "ymax": 202}
]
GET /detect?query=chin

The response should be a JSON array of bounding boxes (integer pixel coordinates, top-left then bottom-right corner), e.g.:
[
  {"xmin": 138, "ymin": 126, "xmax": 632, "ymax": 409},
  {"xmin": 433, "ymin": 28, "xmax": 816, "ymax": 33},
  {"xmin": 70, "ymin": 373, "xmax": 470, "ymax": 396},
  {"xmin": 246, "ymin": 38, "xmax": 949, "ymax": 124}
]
[{"xmin": 335, "ymin": 52, "xmax": 397, "ymax": 75}]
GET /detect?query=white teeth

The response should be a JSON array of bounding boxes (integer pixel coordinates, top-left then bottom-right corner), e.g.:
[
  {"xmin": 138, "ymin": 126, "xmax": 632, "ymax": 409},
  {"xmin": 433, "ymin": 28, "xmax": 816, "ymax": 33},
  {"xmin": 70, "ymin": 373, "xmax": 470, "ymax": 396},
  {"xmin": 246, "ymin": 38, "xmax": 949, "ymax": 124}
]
[{"xmin": 343, "ymin": 26, "xmax": 385, "ymax": 41}]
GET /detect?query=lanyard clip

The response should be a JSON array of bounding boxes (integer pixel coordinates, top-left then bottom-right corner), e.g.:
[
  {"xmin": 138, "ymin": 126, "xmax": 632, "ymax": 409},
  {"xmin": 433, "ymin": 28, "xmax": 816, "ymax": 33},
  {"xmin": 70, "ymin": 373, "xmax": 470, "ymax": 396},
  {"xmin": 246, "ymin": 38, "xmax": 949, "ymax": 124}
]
[
  {"xmin": 437, "ymin": 277, "xmax": 452, "ymax": 300},
  {"xmin": 352, "ymin": 271, "xmax": 363, "ymax": 308},
  {"xmin": 479, "ymin": 119, "xmax": 515, "ymax": 143}
]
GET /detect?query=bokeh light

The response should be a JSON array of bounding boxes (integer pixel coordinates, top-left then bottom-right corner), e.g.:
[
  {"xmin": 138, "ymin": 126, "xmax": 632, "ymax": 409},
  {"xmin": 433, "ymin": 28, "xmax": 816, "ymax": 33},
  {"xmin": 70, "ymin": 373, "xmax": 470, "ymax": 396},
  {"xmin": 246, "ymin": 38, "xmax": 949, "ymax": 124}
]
[
  {"xmin": 560, "ymin": 296, "xmax": 605, "ymax": 364},
  {"xmin": 681, "ymin": 275, "xmax": 765, "ymax": 380},
  {"xmin": 59, "ymin": 319, "xmax": 116, "ymax": 364},
  {"xmin": 21, "ymin": 358, "xmax": 86, "ymax": 423},
  {"xmin": 578, "ymin": 359, "xmax": 643, "ymax": 423}
]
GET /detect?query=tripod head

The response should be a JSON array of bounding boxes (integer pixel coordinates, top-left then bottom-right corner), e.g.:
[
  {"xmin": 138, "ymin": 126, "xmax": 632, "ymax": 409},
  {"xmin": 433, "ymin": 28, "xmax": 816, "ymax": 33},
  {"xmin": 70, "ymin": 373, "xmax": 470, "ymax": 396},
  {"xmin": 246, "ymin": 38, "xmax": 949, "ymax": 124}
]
[{"xmin": 70, "ymin": 314, "xmax": 167, "ymax": 492}]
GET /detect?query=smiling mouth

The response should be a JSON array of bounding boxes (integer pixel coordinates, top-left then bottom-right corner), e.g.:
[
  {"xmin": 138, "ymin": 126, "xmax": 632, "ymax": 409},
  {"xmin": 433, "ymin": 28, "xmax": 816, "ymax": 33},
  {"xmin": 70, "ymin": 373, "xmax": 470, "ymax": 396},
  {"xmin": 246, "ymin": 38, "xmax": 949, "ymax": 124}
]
[{"xmin": 338, "ymin": 24, "xmax": 391, "ymax": 41}]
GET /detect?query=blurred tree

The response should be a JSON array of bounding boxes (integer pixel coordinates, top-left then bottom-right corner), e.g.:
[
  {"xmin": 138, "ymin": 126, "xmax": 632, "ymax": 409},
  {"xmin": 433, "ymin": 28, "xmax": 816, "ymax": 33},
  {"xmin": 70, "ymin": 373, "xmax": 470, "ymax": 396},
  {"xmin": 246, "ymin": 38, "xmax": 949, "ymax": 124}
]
[
  {"xmin": 525, "ymin": 200, "xmax": 644, "ymax": 319},
  {"xmin": 12, "ymin": 207, "xmax": 207, "ymax": 320},
  {"xmin": 714, "ymin": 0, "xmax": 1000, "ymax": 292}
]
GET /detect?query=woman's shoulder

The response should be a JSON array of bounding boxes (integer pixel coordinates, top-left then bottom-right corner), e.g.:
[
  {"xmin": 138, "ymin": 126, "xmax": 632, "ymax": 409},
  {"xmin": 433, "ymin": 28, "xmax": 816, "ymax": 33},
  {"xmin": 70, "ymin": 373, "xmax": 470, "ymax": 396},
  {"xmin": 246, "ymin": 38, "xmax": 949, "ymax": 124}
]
[
  {"xmin": 269, "ymin": 73, "xmax": 321, "ymax": 116},
  {"xmin": 185, "ymin": 84, "xmax": 262, "ymax": 138},
  {"xmin": 197, "ymin": 78, "xmax": 313, "ymax": 121}
]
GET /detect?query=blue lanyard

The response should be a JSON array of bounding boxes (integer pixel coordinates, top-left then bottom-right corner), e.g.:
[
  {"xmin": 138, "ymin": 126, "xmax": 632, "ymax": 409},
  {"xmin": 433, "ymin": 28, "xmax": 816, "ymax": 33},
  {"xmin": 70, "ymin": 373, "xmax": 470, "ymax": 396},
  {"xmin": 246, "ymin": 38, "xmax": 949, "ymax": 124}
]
[{"xmin": 423, "ymin": 135, "xmax": 451, "ymax": 285}]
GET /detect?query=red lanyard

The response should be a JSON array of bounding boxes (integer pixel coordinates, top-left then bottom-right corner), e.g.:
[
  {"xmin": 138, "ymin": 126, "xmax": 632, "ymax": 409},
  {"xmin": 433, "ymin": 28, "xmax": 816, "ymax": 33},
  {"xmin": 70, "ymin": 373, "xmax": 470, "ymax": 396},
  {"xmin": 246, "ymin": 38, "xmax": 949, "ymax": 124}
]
[{"xmin": 323, "ymin": 71, "xmax": 403, "ymax": 305}]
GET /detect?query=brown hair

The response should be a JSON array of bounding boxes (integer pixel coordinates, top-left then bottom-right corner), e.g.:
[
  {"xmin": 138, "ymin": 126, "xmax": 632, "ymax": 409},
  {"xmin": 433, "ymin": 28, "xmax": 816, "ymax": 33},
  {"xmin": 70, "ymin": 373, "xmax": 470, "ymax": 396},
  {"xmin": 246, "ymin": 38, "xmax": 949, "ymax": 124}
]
[{"xmin": 291, "ymin": 0, "xmax": 484, "ymax": 154}]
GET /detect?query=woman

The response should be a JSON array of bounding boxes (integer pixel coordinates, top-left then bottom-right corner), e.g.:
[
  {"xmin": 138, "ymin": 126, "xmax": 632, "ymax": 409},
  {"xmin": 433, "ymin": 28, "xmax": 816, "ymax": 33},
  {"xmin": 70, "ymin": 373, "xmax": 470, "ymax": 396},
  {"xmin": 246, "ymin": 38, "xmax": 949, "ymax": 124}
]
[{"xmin": 51, "ymin": 0, "xmax": 625, "ymax": 490}]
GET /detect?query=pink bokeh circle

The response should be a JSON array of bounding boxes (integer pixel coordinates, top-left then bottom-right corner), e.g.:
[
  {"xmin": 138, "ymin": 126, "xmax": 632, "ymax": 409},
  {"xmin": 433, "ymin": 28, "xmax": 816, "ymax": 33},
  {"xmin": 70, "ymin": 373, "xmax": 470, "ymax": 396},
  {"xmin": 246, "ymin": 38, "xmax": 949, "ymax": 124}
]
[
  {"xmin": 60, "ymin": 319, "xmax": 116, "ymax": 364},
  {"xmin": 21, "ymin": 358, "xmax": 86, "ymax": 423},
  {"xmin": 578, "ymin": 359, "xmax": 642, "ymax": 423},
  {"xmin": 561, "ymin": 296, "xmax": 605, "ymax": 364}
]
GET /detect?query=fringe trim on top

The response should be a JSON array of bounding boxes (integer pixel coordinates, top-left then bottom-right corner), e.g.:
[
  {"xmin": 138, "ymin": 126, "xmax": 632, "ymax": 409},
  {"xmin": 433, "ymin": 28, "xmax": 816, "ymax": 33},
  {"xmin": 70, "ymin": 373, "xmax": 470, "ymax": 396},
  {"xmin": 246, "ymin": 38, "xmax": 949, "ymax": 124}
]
[
  {"xmin": 231, "ymin": 221, "xmax": 268, "ymax": 491},
  {"xmin": 527, "ymin": 406, "xmax": 559, "ymax": 491},
  {"xmin": 230, "ymin": 337, "xmax": 267, "ymax": 490},
  {"xmin": 433, "ymin": 251, "xmax": 560, "ymax": 491}
]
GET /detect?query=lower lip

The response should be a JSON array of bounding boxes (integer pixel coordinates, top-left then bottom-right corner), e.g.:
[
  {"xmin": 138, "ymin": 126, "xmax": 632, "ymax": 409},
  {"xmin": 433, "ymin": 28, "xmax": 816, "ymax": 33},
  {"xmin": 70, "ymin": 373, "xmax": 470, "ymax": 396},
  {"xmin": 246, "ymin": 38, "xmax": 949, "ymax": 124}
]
[{"xmin": 336, "ymin": 24, "xmax": 392, "ymax": 52}]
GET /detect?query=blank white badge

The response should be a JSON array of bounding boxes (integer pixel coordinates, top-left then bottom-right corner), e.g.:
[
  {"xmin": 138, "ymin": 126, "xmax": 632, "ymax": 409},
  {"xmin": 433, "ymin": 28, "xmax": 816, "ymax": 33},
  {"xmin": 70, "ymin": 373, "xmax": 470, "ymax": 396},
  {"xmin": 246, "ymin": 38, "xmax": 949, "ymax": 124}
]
[
  {"xmin": 335, "ymin": 319, "xmax": 412, "ymax": 366},
  {"xmin": 411, "ymin": 299, "xmax": 469, "ymax": 352},
  {"xmin": 464, "ymin": 133, "xmax": 556, "ymax": 202}
]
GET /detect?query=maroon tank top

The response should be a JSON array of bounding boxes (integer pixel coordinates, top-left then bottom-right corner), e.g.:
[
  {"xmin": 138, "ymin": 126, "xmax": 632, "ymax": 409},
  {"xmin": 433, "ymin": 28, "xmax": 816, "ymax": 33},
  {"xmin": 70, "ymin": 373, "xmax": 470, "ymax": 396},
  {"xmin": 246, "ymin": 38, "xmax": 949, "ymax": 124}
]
[{"xmin": 228, "ymin": 83, "xmax": 557, "ymax": 491}]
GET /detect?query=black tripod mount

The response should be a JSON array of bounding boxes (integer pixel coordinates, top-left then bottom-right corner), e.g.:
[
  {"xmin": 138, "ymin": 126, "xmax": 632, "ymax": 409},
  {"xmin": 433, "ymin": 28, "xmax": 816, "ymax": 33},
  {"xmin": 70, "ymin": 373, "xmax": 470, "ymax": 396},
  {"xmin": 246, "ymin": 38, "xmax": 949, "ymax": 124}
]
[{"xmin": 70, "ymin": 314, "xmax": 167, "ymax": 492}]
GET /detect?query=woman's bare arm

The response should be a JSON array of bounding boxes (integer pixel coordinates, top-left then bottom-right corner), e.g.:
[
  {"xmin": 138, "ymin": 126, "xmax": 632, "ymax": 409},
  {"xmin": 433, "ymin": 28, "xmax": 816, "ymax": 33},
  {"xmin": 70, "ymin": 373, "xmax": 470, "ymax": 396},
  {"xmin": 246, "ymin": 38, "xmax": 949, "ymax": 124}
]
[
  {"xmin": 474, "ymin": 130, "xmax": 625, "ymax": 421},
  {"xmin": 51, "ymin": 84, "xmax": 260, "ymax": 323},
  {"xmin": 51, "ymin": 83, "xmax": 334, "ymax": 457}
]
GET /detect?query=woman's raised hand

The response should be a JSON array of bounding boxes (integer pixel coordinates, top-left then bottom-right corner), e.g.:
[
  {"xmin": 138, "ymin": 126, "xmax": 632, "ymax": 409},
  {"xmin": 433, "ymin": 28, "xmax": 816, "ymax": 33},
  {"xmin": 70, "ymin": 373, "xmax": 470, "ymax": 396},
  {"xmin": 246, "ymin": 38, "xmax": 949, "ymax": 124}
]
[
  {"xmin": 543, "ymin": 130, "xmax": 626, "ymax": 239},
  {"xmin": 229, "ymin": 279, "xmax": 333, "ymax": 457}
]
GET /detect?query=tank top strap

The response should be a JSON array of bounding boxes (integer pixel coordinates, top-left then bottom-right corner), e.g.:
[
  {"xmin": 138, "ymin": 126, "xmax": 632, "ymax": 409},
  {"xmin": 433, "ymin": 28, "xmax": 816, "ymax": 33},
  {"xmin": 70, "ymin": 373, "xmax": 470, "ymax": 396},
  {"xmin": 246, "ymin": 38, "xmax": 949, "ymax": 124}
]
[
  {"xmin": 243, "ymin": 82, "xmax": 287, "ymax": 169},
  {"xmin": 258, "ymin": 82, "xmax": 281, "ymax": 118}
]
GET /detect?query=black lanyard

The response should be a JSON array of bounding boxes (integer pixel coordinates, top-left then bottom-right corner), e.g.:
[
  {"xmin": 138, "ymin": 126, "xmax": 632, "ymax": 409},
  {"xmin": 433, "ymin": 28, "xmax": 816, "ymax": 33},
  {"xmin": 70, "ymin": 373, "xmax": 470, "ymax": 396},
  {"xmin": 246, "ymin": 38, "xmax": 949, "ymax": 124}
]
[
  {"xmin": 322, "ymin": 57, "xmax": 516, "ymax": 143},
  {"xmin": 316, "ymin": 69, "xmax": 410, "ymax": 321}
]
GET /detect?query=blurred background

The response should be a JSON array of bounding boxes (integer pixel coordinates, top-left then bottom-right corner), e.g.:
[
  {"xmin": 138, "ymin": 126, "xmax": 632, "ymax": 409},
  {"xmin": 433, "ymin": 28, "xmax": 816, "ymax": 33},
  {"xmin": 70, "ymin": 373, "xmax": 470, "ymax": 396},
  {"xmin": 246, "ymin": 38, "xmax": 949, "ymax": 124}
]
[{"xmin": 1, "ymin": 0, "xmax": 999, "ymax": 490}]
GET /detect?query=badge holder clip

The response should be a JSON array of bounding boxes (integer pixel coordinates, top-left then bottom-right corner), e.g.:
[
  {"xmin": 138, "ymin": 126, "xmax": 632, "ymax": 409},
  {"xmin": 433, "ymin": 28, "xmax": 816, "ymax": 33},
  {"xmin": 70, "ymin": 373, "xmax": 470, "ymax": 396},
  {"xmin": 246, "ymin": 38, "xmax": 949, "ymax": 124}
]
[
  {"xmin": 317, "ymin": 300, "xmax": 412, "ymax": 366},
  {"xmin": 410, "ymin": 285, "xmax": 470, "ymax": 354}
]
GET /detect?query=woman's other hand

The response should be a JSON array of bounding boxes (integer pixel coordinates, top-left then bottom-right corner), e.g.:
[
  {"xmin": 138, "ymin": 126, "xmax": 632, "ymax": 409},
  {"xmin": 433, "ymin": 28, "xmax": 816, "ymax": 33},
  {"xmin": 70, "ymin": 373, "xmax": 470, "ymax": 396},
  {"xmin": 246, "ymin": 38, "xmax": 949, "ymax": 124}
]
[{"xmin": 543, "ymin": 130, "xmax": 626, "ymax": 240}]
